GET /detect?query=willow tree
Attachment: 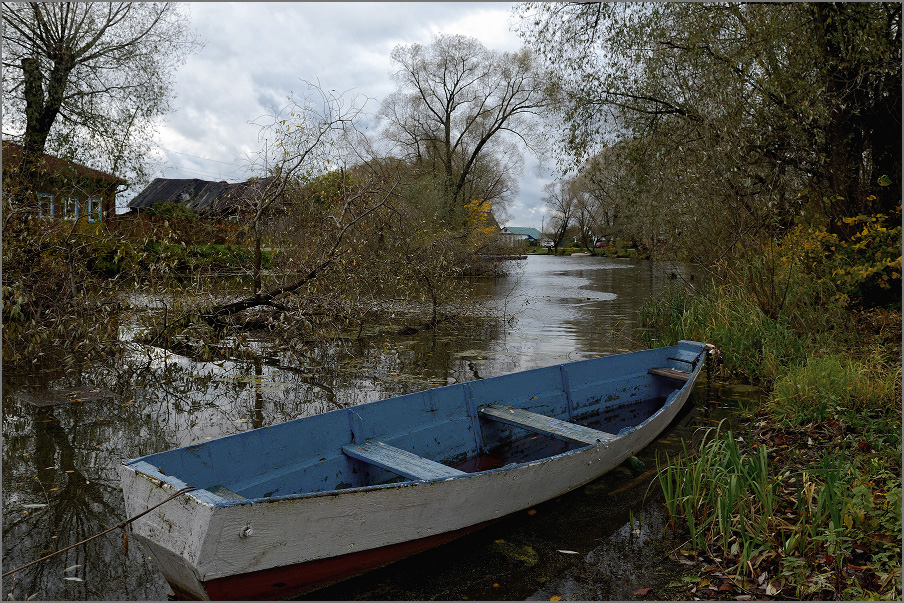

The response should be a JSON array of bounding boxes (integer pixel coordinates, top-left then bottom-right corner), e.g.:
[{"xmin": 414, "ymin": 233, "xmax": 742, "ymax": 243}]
[
  {"xmin": 2, "ymin": 2, "xmax": 201, "ymax": 194},
  {"xmin": 380, "ymin": 34, "xmax": 545, "ymax": 224},
  {"xmin": 515, "ymin": 2, "xmax": 901, "ymax": 260}
]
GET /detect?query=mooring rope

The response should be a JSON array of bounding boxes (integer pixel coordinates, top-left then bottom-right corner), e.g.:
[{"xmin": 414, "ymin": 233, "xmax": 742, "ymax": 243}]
[{"xmin": 2, "ymin": 486, "xmax": 197, "ymax": 578}]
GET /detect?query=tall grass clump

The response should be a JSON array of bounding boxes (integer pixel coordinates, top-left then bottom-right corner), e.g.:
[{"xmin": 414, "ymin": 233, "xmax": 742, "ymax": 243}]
[
  {"xmin": 771, "ymin": 351, "xmax": 902, "ymax": 424},
  {"xmin": 657, "ymin": 422, "xmax": 780, "ymax": 566},
  {"xmin": 642, "ymin": 211, "xmax": 900, "ymax": 383},
  {"xmin": 640, "ymin": 281, "xmax": 807, "ymax": 383}
]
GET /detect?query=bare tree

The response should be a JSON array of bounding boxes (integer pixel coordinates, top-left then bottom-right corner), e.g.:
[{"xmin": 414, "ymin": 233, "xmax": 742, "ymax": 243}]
[
  {"xmin": 2, "ymin": 2, "xmax": 201, "ymax": 193},
  {"xmin": 542, "ymin": 179, "xmax": 577, "ymax": 252},
  {"xmin": 239, "ymin": 84, "xmax": 372, "ymax": 296},
  {"xmin": 165, "ymin": 84, "xmax": 392, "ymax": 331},
  {"xmin": 380, "ymin": 34, "xmax": 545, "ymax": 223},
  {"xmin": 454, "ymin": 138, "xmax": 522, "ymax": 211}
]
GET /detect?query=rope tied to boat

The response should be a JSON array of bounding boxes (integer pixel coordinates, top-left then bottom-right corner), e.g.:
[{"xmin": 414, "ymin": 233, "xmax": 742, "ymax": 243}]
[{"xmin": 2, "ymin": 486, "xmax": 197, "ymax": 578}]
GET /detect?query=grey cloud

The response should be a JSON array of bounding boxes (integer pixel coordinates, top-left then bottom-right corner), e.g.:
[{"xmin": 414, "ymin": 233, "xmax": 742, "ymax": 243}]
[{"xmin": 151, "ymin": 2, "xmax": 548, "ymax": 226}]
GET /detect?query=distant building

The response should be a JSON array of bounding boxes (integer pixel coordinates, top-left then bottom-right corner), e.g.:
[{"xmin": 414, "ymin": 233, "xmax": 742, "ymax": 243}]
[
  {"xmin": 127, "ymin": 176, "xmax": 278, "ymax": 216},
  {"xmin": 500, "ymin": 226, "xmax": 543, "ymax": 245},
  {"xmin": 2, "ymin": 141, "xmax": 126, "ymax": 221}
]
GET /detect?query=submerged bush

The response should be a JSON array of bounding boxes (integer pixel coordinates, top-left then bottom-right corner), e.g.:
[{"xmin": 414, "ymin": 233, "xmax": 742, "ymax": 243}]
[{"xmin": 1, "ymin": 216, "xmax": 131, "ymax": 369}]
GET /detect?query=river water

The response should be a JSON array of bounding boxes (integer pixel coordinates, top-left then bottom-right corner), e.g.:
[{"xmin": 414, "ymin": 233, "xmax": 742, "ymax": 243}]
[{"xmin": 2, "ymin": 255, "xmax": 752, "ymax": 601}]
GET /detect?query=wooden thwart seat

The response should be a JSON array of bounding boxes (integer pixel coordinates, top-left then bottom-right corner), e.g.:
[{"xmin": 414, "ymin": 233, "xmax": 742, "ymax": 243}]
[
  {"xmin": 205, "ymin": 484, "xmax": 247, "ymax": 501},
  {"xmin": 342, "ymin": 440, "xmax": 465, "ymax": 481},
  {"xmin": 479, "ymin": 403, "xmax": 615, "ymax": 446},
  {"xmin": 648, "ymin": 367, "xmax": 691, "ymax": 381}
]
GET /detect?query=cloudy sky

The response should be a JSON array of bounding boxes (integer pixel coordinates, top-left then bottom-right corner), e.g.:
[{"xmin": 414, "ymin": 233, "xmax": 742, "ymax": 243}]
[{"xmin": 147, "ymin": 1, "xmax": 554, "ymax": 228}]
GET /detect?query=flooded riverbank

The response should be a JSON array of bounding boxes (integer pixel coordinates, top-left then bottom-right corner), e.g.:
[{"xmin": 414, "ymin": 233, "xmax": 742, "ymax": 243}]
[{"xmin": 2, "ymin": 255, "xmax": 758, "ymax": 601}]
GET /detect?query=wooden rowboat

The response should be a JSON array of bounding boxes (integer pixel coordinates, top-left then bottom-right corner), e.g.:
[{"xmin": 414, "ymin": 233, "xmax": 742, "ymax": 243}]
[{"xmin": 119, "ymin": 340, "xmax": 710, "ymax": 600}]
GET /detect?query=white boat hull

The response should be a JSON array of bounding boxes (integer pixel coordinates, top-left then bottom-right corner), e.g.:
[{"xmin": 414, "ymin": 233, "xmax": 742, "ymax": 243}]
[{"xmin": 120, "ymin": 376, "xmax": 696, "ymax": 600}]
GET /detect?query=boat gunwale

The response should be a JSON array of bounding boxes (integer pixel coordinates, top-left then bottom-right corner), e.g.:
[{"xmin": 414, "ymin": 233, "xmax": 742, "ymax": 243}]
[{"xmin": 124, "ymin": 349, "xmax": 705, "ymax": 509}]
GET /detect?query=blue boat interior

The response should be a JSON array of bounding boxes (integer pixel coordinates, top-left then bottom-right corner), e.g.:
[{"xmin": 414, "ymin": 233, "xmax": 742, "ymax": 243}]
[{"xmin": 126, "ymin": 341, "xmax": 706, "ymax": 505}]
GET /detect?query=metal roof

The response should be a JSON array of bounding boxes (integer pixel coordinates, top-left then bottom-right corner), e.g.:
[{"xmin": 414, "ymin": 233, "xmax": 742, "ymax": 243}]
[
  {"xmin": 127, "ymin": 177, "xmax": 277, "ymax": 214},
  {"xmin": 2, "ymin": 141, "xmax": 127, "ymax": 185},
  {"xmin": 502, "ymin": 226, "xmax": 543, "ymax": 239}
]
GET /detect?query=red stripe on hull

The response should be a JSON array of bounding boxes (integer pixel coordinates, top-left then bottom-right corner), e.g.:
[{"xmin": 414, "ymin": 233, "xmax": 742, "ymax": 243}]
[{"xmin": 198, "ymin": 520, "xmax": 495, "ymax": 601}]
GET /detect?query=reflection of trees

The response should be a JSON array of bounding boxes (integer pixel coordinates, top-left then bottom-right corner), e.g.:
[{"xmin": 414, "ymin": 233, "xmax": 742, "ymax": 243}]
[{"xmin": 2, "ymin": 404, "xmax": 168, "ymax": 600}]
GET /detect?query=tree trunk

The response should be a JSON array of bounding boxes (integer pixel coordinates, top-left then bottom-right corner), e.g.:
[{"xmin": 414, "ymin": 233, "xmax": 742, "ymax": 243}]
[
  {"xmin": 18, "ymin": 55, "xmax": 75, "ymax": 207},
  {"xmin": 253, "ymin": 230, "xmax": 262, "ymax": 295},
  {"xmin": 18, "ymin": 57, "xmax": 45, "ymax": 198}
]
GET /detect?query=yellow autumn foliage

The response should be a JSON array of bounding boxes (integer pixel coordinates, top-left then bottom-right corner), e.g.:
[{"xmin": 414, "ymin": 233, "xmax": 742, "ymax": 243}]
[
  {"xmin": 776, "ymin": 210, "xmax": 901, "ymax": 307},
  {"xmin": 464, "ymin": 198, "xmax": 498, "ymax": 251}
]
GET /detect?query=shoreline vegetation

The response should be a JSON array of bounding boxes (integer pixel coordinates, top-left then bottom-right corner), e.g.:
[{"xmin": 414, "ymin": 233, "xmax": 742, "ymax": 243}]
[
  {"xmin": 639, "ymin": 211, "xmax": 902, "ymax": 601},
  {"xmin": 1, "ymin": 186, "xmax": 513, "ymax": 373}
]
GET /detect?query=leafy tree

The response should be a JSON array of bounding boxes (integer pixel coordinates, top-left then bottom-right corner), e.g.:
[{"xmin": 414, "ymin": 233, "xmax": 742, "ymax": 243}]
[
  {"xmin": 380, "ymin": 34, "xmax": 545, "ymax": 224},
  {"xmin": 515, "ymin": 2, "xmax": 901, "ymax": 262},
  {"xmin": 2, "ymin": 2, "xmax": 202, "ymax": 193}
]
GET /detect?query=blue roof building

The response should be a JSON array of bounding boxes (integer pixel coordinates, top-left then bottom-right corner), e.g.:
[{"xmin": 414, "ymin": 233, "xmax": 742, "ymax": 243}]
[{"xmin": 501, "ymin": 226, "xmax": 543, "ymax": 241}]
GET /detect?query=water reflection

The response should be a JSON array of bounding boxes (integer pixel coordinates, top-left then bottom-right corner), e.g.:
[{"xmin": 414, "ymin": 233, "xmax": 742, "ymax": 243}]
[
  {"xmin": 479, "ymin": 256, "xmax": 695, "ymax": 371},
  {"xmin": 3, "ymin": 393, "xmax": 174, "ymax": 600},
  {"xmin": 3, "ymin": 256, "xmax": 708, "ymax": 601}
]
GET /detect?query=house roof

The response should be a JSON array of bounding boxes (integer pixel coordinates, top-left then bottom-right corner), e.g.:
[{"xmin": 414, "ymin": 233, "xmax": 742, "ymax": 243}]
[
  {"xmin": 128, "ymin": 176, "xmax": 278, "ymax": 214},
  {"xmin": 502, "ymin": 226, "xmax": 542, "ymax": 239},
  {"xmin": 2, "ymin": 141, "xmax": 127, "ymax": 185}
]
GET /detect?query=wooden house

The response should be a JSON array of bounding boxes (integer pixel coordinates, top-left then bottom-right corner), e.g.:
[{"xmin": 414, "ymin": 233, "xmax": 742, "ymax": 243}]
[{"xmin": 2, "ymin": 141, "xmax": 126, "ymax": 221}]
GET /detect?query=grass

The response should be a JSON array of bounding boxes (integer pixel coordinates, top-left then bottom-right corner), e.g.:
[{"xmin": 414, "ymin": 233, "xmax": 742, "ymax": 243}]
[
  {"xmin": 770, "ymin": 351, "xmax": 902, "ymax": 424},
  {"xmin": 641, "ymin": 255, "xmax": 901, "ymax": 599},
  {"xmin": 657, "ymin": 419, "xmax": 901, "ymax": 600},
  {"xmin": 657, "ymin": 422, "xmax": 777, "ymax": 564}
]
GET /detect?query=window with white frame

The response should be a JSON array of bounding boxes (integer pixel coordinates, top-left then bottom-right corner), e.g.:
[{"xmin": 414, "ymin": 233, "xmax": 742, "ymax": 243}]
[
  {"xmin": 37, "ymin": 193, "xmax": 54, "ymax": 217},
  {"xmin": 87, "ymin": 197, "xmax": 103, "ymax": 222},
  {"xmin": 63, "ymin": 196, "xmax": 78, "ymax": 220}
]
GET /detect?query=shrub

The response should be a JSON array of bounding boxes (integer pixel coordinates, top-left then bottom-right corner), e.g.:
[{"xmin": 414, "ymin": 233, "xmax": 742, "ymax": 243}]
[
  {"xmin": 142, "ymin": 200, "xmax": 199, "ymax": 220},
  {"xmin": 771, "ymin": 209, "xmax": 901, "ymax": 311}
]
